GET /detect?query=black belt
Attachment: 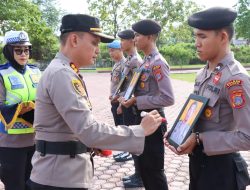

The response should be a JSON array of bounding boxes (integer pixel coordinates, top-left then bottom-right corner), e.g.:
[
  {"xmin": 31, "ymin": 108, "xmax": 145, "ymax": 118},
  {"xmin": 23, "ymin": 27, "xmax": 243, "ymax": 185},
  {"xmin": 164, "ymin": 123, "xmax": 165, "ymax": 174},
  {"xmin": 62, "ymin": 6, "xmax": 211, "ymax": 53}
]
[{"xmin": 36, "ymin": 140, "xmax": 88, "ymax": 158}]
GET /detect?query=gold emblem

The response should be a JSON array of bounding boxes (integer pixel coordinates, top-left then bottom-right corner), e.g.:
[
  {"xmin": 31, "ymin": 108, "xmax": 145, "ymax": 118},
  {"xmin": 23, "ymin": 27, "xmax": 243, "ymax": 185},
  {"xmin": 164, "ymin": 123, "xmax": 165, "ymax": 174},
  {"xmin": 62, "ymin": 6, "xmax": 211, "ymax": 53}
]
[
  {"xmin": 204, "ymin": 107, "xmax": 212, "ymax": 118},
  {"xmin": 72, "ymin": 79, "xmax": 86, "ymax": 97}
]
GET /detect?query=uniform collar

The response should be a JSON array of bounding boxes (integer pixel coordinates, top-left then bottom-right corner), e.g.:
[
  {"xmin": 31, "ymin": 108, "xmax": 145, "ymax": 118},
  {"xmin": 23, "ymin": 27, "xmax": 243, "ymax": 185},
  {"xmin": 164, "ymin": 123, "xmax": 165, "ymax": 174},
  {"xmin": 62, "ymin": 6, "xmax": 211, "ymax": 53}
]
[
  {"xmin": 55, "ymin": 52, "xmax": 71, "ymax": 66},
  {"xmin": 144, "ymin": 48, "xmax": 158, "ymax": 61}
]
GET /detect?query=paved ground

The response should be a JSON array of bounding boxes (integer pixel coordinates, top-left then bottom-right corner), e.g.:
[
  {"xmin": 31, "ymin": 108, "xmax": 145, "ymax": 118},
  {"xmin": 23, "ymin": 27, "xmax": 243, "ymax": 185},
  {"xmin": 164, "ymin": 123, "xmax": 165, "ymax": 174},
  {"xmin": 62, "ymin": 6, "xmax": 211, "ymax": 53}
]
[{"xmin": 0, "ymin": 72, "xmax": 249, "ymax": 189}]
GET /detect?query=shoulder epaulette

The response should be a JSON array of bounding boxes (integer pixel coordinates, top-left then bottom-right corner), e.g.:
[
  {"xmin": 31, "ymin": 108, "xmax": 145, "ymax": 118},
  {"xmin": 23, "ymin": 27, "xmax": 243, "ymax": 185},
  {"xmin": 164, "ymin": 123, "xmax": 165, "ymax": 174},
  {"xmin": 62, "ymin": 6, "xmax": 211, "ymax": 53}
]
[
  {"xmin": 27, "ymin": 64, "xmax": 39, "ymax": 69},
  {"xmin": 227, "ymin": 60, "xmax": 248, "ymax": 76},
  {"xmin": 0, "ymin": 63, "xmax": 10, "ymax": 70}
]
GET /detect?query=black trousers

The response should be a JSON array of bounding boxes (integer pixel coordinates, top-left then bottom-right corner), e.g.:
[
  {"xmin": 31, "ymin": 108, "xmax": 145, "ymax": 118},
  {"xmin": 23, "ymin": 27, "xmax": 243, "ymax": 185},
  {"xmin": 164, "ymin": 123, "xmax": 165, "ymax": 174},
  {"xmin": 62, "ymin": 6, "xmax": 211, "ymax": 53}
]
[
  {"xmin": 27, "ymin": 180, "xmax": 87, "ymax": 190},
  {"xmin": 135, "ymin": 108, "xmax": 168, "ymax": 190},
  {"xmin": 110, "ymin": 101, "xmax": 123, "ymax": 126},
  {"xmin": 189, "ymin": 145, "xmax": 250, "ymax": 190},
  {"xmin": 122, "ymin": 105, "xmax": 141, "ymax": 175},
  {"xmin": 0, "ymin": 146, "xmax": 35, "ymax": 190}
]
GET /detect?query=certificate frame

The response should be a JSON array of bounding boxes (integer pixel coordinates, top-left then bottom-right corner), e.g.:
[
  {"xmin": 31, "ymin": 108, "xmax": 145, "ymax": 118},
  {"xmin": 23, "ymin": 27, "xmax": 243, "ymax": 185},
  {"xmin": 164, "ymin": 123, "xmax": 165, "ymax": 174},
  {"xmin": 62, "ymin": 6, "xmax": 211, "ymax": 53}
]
[
  {"xmin": 167, "ymin": 94, "xmax": 209, "ymax": 148},
  {"xmin": 112, "ymin": 75, "xmax": 126, "ymax": 99},
  {"xmin": 123, "ymin": 69, "xmax": 142, "ymax": 101}
]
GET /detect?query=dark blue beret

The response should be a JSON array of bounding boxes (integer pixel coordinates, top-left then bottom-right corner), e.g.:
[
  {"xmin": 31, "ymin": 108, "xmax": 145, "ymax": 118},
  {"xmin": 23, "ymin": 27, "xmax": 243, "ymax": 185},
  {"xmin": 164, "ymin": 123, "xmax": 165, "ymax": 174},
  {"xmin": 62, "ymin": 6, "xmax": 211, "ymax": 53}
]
[
  {"xmin": 132, "ymin": 19, "xmax": 161, "ymax": 35},
  {"xmin": 188, "ymin": 7, "xmax": 237, "ymax": 30},
  {"xmin": 60, "ymin": 14, "xmax": 114, "ymax": 43},
  {"xmin": 118, "ymin": 29, "xmax": 135, "ymax": 39}
]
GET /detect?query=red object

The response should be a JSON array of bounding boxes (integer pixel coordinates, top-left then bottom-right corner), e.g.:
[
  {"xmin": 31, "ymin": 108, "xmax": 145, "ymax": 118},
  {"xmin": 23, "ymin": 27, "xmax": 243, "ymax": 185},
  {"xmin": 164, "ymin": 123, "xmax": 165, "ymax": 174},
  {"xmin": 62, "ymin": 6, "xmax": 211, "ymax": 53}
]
[
  {"xmin": 101, "ymin": 150, "xmax": 112, "ymax": 156},
  {"xmin": 162, "ymin": 118, "xmax": 167, "ymax": 123}
]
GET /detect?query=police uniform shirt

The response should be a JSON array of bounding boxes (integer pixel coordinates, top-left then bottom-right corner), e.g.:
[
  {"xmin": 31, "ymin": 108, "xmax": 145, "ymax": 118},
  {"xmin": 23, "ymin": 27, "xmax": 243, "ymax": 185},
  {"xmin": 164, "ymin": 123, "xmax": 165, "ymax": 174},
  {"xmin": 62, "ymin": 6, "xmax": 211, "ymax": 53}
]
[
  {"xmin": 135, "ymin": 48, "xmax": 174, "ymax": 110},
  {"xmin": 0, "ymin": 66, "xmax": 35, "ymax": 148},
  {"xmin": 119, "ymin": 52, "xmax": 142, "ymax": 96},
  {"xmin": 110, "ymin": 57, "xmax": 126, "ymax": 96},
  {"xmin": 194, "ymin": 52, "xmax": 250, "ymax": 156},
  {"xmin": 30, "ymin": 52, "xmax": 145, "ymax": 188}
]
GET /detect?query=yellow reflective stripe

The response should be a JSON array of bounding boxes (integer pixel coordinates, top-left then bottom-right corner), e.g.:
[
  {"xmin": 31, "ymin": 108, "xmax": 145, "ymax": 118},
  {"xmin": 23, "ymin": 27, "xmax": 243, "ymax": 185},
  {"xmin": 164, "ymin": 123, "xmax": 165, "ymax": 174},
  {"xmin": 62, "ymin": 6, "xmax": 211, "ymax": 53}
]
[
  {"xmin": 6, "ymin": 91, "xmax": 22, "ymax": 104},
  {"xmin": 7, "ymin": 127, "xmax": 34, "ymax": 134}
]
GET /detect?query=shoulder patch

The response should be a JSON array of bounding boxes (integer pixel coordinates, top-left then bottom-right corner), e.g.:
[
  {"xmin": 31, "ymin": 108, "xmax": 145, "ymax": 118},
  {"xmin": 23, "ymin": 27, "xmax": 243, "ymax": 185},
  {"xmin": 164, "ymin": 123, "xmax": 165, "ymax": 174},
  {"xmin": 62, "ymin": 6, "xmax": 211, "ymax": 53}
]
[
  {"xmin": 152, "ymin": 65, "xmax": 162, "ymax": 81},
  {"xmin": 230, "ymin": 89, "xmax": 245, "ymax": 109},
  {"xmin": 226, "ymin": 80, "xmax": 243, "ymax": 89},
  {"xmin": 72, "ymin": 79, "xmax": 86, "ymax": 97}
]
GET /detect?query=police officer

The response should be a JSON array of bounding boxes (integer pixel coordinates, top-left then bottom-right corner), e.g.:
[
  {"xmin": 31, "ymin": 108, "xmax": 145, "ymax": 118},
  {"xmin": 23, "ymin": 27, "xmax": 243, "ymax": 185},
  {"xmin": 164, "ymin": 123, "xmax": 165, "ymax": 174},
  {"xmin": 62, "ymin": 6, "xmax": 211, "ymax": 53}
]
[
  {"xmin": 117, "ymin": 29, "xmax": 144, "ymax": 187},
  {"xmin": 0, "ymin": 31, "xmax": 41, "ymax": 190},
  {"xmin": 108, "ymin": 40, "xmax": 125, "ymax": 126},
  {"xmin": 28, "ymin": 14, "xmax": 163, "ymax": 190},
  {"xmin": 121, "ymin": 20, "xmax": 175, "ymax": 189},
  {"xmin": 165, "ymin": 7, "xmax": 250, "ymax": 190}
]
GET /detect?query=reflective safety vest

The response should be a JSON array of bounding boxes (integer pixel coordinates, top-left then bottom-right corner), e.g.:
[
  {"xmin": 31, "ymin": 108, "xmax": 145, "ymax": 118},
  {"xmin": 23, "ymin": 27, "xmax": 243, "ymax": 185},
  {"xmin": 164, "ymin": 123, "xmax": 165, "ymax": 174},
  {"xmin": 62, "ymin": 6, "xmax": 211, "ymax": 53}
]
[{"xmin": 0, "ymin": 64, "xmax": 41, "ymax": 134}]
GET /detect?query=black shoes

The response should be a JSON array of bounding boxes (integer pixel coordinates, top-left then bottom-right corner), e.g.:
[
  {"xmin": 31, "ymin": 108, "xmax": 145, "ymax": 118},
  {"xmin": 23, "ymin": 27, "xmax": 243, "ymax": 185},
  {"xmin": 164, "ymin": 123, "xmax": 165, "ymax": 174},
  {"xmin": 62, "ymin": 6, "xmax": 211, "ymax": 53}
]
[
  {"xmin": 123, "ymin": 173, "xmax": 144, "ymax": 188},
  {"xmin": 113, "ymin": 152, "xmax": 132, "ymax": 162}
]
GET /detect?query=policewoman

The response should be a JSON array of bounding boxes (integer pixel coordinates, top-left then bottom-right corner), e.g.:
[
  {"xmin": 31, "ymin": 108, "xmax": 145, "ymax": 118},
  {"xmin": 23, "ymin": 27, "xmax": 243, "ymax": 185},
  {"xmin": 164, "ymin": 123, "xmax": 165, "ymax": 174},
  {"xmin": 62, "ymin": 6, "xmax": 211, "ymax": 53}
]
[
  {"xmin": 121, "ymin": 20, "xmax": 175, "ymax": 189},
  {"xmin": 108, "ymin": 40, "xmax": 126, "ymax": 126},
  {"xmin": 165, "ymin": 7, "xmax": 250, "ymax": 190},
  {"xmin": 0, "ymin": 31, "xmax": 41, "ymax": 190},
  {"xmin": 28, "ymin": 14, "xmax": 163, "ymax": 190},
  {"xmin": 117, "ymin": 29, "xmax": 144, "ymax": 187}
]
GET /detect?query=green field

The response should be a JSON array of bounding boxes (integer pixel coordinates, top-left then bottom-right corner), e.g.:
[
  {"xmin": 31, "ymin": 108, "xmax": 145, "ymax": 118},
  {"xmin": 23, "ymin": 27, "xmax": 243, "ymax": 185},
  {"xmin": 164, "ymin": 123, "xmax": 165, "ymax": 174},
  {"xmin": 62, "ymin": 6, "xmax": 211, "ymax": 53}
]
[{"xmin": 170, "ymin": 71, "xmax": 250, "ymax": 83}]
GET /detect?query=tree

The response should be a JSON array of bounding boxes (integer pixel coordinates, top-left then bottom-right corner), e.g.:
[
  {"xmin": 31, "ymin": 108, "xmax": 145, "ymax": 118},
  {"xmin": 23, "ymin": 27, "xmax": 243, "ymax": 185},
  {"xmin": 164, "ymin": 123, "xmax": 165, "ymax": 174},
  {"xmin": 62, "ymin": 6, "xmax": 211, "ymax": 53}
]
[
  {"xmin": 87, "ymin": 0, "xmax": 147, "ymax": 37},
  {"xmin": 235, "ymin": 0, "xmax": 250, "ymax": 40},
  {"xmin": 32, "ymin": 0, "xmax": 63, "ymax": 32},
  {"xmin": 0, "ymin": 0, "xmax": 59, "ymax": 62}
]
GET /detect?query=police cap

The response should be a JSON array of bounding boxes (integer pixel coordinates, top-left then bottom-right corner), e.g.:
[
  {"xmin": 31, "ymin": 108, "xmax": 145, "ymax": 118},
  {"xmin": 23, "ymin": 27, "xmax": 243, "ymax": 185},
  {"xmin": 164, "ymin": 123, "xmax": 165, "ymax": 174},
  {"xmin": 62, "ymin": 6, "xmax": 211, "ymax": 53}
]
[
  {"xmin": 118, "ymin": 29, "xmax": 135, "ymax": 39},
  {"xmin": 3, "ymin": 31, "xmax": 31, "ymax": 46},
  {"xmin": 60, "ymin": 14, "xmax": 114, "ymax": 43},
  {"xmin": 188, "ymin": 7, "xmax": 237, "ymax": 30},
  {"xmin": 132, "ymin": 19, "xmax": 161, "ymax": 35},
  {"xmin": 107, "ymin": 40, "xmax": 121, "ymax": 49}
]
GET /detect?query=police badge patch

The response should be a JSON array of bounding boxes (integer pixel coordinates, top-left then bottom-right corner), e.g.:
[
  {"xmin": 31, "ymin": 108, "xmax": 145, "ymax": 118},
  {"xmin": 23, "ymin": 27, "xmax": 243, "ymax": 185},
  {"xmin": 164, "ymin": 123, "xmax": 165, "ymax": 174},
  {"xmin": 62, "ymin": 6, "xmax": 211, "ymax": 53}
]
[
  {"xmin": 72, "ymin": 79, "xmax": 86, "ymax": 97},
  {"xmin": 230, "ymin": 89, "xmax": 245, "ymax": 109}
]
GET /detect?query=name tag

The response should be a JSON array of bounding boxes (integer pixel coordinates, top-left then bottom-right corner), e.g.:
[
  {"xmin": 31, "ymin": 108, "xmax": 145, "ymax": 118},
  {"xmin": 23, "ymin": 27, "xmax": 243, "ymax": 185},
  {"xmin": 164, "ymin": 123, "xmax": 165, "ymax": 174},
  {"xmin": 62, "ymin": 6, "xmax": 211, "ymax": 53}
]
[{"xmin": 8, "ymin": 76, "xmax": 24, "ymax": 89}]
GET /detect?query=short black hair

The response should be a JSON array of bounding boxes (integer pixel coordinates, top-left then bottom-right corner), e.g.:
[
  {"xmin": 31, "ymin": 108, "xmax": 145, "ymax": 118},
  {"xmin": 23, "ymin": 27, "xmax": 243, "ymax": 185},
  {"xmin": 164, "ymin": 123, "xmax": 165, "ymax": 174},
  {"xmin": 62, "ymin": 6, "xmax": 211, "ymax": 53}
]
[
  {"xmin": 216, "ymin": 24, "xmax": 234, "ymax": 41},
  {"xmin": 59, "ymin": 32, "xmax": 85, "ymax": 45}
]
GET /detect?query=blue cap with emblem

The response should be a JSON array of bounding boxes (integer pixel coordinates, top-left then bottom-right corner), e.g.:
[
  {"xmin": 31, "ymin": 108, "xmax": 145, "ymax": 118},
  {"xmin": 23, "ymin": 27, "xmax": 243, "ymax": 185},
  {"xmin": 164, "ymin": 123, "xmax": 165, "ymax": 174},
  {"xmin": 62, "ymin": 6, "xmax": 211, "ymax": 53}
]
[
  {"xmin": 107, "ymin": 40, "xmax": 121, "ymax": 49},
  {"xmin": 3, "ymin": 31, "xmax": 31, "ymax": 46}
]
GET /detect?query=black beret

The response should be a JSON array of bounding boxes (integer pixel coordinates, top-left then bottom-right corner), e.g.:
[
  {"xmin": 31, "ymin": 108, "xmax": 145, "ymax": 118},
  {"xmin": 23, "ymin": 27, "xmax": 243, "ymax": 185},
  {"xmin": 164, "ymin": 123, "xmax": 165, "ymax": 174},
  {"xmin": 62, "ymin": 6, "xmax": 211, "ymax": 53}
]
[
  {"xmin": 188, "ymin": 7, "xmax": 237, "ymax": 30},
  {"xmin": 132, "ymin": 19, "xmax": 161, "ymax": 35},
  {"xmin": 118, "ymin": 29, "xmax": 135, "ymax": 39},
  {"xmin": 60, "ymin": 14, "xmax": 114, "ymax": 43}
]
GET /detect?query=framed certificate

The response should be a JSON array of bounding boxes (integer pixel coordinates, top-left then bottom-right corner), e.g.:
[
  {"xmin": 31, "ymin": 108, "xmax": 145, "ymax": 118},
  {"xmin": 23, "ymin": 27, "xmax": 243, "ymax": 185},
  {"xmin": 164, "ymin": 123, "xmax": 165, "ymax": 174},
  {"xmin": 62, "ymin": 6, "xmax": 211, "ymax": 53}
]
[
  {"xmin": 112, "ymin": 75, "xmax": 126, "ymax": 99},
  {"xmin": 123, "ymin": 69, "xmax": 142, "ymax": 101},
  {"xmin": 167, "ymin": 94, "xmax": 209, "ymax": 148}
]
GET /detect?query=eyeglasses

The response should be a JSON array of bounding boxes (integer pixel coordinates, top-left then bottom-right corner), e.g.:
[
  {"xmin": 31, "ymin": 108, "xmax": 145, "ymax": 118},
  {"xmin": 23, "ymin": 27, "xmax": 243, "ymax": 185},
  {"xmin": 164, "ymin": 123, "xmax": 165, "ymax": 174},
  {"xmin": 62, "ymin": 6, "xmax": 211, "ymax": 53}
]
[{"xmin": 13, "ymin": 48, "xmax": 30, "ymax": 55}]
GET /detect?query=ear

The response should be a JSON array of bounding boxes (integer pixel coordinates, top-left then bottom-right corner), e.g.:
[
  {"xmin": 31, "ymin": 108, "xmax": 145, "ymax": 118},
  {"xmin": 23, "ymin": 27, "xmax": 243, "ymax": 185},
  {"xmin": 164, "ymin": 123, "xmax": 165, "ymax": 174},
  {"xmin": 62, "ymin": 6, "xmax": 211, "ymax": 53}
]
[
  {"xmin": 69, "ymin": 33, "xmax": 78, "ymax": 47},
  {"xmin": 220, "ymin": 30, "xmax": 229, "ymax": 44}
]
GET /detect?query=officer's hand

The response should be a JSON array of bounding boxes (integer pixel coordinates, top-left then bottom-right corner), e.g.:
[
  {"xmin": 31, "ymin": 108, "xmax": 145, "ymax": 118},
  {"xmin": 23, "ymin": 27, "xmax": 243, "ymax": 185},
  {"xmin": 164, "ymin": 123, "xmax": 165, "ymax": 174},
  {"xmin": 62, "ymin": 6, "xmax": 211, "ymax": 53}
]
[
  {"xmin": 163, "ymin": 132, "xmax": 180, "ymax": 155},
  {"xmin": 121, "ymin": 97, "xmax": 136, "ymax": 108},
  {"xmin": 117, "ymin": 104, "xmax": 123, "ymax": 114},
  {"xmin": 176, "ymin": 133, "xmax": 196, "ymax": 155},
  {"xmin": 19, "ymin": 105, "xmax": 33, "ymax": 115},
  {"xmin": 111, "ymin": 95, "xmax": 119, "ymax": 103},
  {"xmin": 141, "ymin": 110, "xmax": 162, "ymax": 136}
]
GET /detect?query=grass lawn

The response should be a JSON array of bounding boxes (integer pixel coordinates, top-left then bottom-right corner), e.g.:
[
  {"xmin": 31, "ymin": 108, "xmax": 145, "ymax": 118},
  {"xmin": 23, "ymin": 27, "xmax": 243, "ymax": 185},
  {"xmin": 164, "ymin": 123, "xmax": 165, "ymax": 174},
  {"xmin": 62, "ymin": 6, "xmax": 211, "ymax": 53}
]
[{"xmin": 170, "ymin": 71, "xmax": 250, "ymax": 83}]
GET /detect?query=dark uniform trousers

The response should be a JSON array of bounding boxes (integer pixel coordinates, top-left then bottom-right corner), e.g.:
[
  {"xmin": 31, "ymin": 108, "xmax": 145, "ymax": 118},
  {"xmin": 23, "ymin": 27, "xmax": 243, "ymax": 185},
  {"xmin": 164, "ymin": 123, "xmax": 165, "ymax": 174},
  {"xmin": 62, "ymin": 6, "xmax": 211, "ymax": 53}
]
[
  {"xmin": 111, "ymin": 101, "xmax": 123, "ymax": 126},
  {"xmin": 0, "ymin": 145, "xmax": 35, "ymax": 190},
  {"xmin": 189, "ymin": 145, "xmax": 250, "ymax": 190},
  {"xmin": 122, "ymin": 105, "xmax": 141, "ymax": 175},
  {"xmin": 27, "ymin": 180, "xmax": 87, "ymax": 190},
  {"xmin": 135, "ymin": 108, "xmax": 168, "ymax": 190}
]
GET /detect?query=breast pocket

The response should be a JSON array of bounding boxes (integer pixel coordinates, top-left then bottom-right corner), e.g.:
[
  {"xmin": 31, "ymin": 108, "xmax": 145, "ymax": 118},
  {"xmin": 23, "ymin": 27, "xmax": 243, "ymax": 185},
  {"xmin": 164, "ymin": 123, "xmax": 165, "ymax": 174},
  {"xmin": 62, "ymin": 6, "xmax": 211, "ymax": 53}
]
[
  {"xmin": 138, "ymin": 72, "xmax": 150, "ymax": 92},
  {"xmin": 201, "ymin": 87, "xmax": 221, "ymax": 123}
]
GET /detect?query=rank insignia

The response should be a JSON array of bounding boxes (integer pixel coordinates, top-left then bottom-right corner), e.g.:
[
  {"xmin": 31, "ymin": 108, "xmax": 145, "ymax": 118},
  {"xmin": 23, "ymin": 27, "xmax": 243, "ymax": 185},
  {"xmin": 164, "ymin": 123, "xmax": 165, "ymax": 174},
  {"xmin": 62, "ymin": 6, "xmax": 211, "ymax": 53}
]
[
  {"xmin": 72, "ymin": 79, "xmax": 86, "ymax": 97},
  {"xmin": 204, "ymin": 107, "xmax": 213, "ymax": 119},
  {"xmin": 140, "ymin": 82, "xmax": 145, "ymax": 89},
  {"xmin": 230, "ymin": 89, "xmax": 245, "ymax": 109},
  {"xmin": 213, "ymin": 72, "xmax": 222, "ymax": 85},
  {"xmin": 226, "ymin": 80, "xmax": 243, "ymax": 89}
]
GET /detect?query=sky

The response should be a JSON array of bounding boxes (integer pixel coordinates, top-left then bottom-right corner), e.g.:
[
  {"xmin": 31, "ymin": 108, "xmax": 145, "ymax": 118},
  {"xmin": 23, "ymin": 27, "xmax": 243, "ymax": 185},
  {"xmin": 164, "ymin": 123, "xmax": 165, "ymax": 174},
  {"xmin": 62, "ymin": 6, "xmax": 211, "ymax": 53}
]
[{"xmin": 58, "ymin": 0, "xmax": 239, "ymax": 14}]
